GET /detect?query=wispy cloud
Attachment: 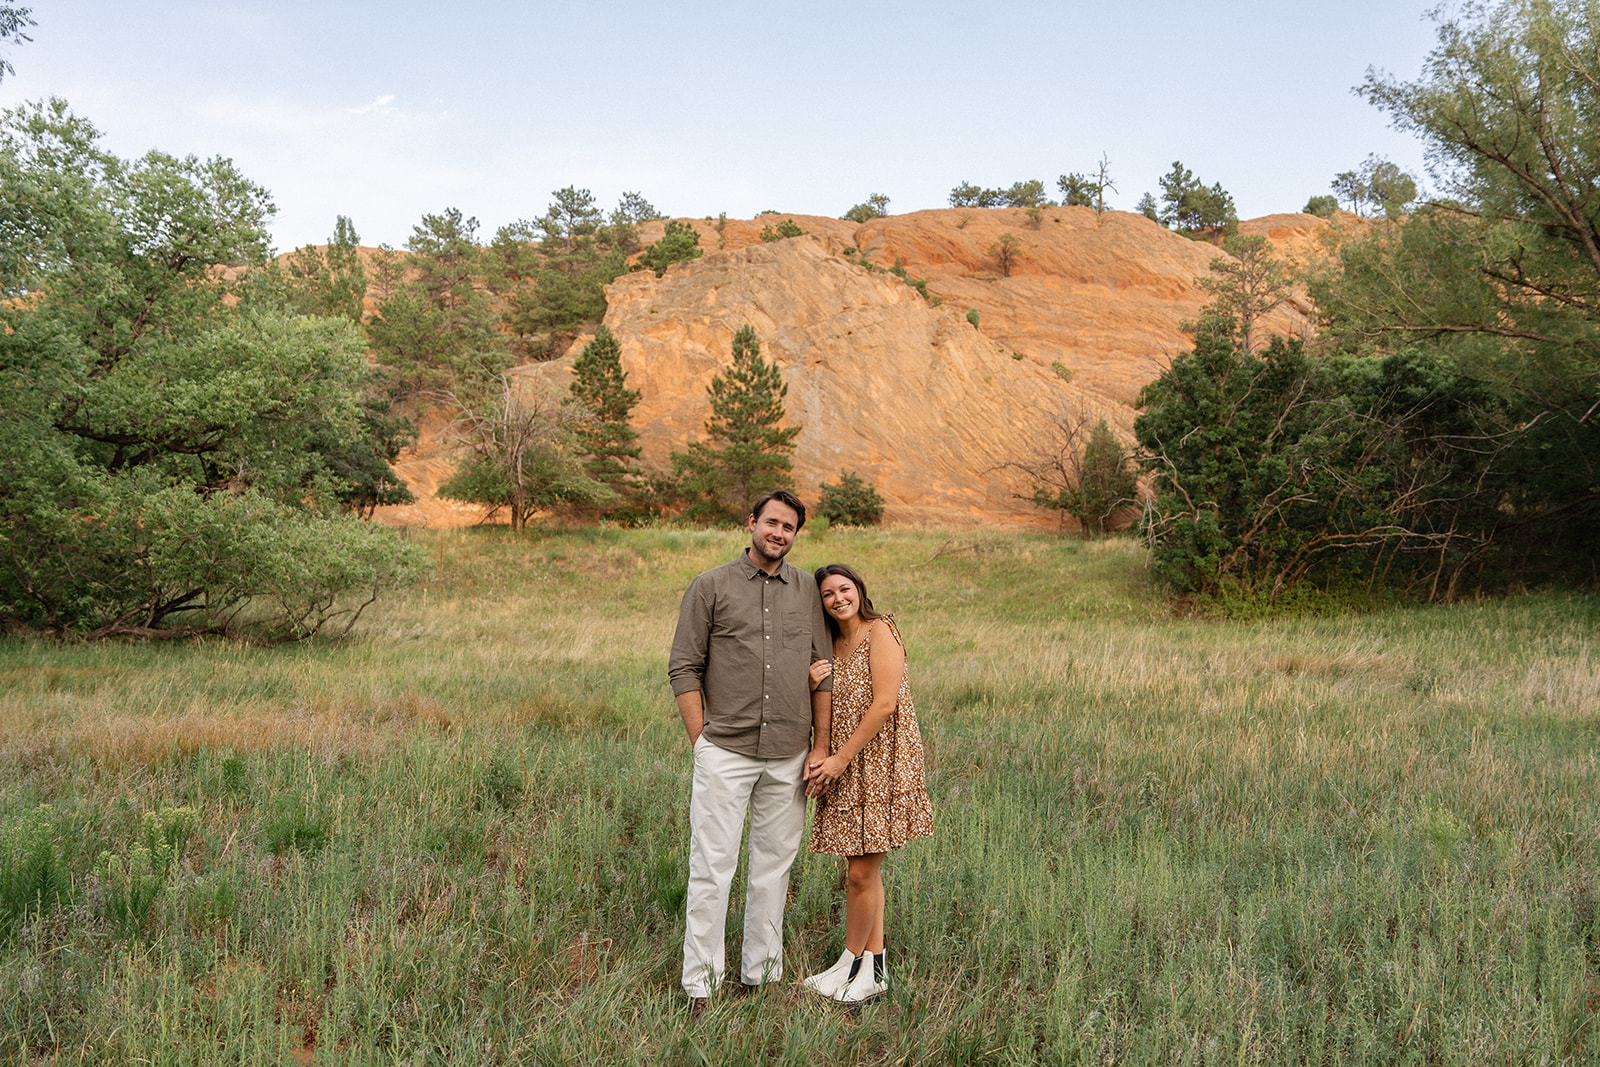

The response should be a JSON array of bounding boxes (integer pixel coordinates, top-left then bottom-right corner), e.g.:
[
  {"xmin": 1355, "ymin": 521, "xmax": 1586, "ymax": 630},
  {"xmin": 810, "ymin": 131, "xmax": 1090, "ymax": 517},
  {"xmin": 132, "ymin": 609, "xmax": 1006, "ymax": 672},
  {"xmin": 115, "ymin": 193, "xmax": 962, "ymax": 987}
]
[{"xmin": 349, "ymin": 95, "xmax": 395, "ymax": 115}]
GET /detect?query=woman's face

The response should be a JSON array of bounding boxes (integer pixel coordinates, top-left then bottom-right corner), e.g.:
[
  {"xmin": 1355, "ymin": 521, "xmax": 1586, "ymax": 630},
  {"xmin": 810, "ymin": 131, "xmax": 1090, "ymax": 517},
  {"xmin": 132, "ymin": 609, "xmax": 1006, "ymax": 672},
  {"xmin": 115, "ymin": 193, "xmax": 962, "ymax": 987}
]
[{"xmin": 818, "ymin": 574, "xmax": 861, "ymax": 625}]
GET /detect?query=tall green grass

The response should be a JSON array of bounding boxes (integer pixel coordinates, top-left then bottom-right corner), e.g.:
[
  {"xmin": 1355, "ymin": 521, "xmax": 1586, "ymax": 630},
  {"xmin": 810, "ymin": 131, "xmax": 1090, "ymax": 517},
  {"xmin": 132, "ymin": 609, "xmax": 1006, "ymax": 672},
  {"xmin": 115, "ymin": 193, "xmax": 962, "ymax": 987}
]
[{"xmin": 0, "ymin": 527, "xmax": 1596, "ymax": 1064}]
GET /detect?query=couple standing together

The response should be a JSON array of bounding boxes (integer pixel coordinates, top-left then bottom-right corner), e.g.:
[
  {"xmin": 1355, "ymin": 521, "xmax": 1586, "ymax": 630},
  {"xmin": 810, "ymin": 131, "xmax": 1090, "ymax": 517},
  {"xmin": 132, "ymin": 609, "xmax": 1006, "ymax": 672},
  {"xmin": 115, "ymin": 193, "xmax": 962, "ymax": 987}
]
[{"xmin": 668, "ymin": 490, "xmax": 935, "ymax": 1016}]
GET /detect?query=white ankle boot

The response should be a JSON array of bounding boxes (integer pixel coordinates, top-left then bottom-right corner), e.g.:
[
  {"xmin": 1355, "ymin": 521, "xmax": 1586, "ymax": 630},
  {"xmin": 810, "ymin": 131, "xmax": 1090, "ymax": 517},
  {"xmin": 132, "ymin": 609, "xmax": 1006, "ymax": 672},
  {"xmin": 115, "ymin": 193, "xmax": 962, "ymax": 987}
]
[
  {"xmin": 802, "ymin": 950, "xmax": 858, "ymax": 999},
  {"xmin": 834, "ymin": 951, "xmax": 887, "ymax": 1003}
]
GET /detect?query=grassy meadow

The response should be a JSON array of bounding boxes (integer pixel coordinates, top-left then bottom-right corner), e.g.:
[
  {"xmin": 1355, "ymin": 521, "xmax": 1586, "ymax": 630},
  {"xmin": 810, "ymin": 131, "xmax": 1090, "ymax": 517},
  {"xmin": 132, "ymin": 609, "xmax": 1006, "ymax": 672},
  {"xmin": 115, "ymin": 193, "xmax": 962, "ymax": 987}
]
[{"xmin": 1, "ymin": 526, "xmax": 1597, "ymax": 1065}]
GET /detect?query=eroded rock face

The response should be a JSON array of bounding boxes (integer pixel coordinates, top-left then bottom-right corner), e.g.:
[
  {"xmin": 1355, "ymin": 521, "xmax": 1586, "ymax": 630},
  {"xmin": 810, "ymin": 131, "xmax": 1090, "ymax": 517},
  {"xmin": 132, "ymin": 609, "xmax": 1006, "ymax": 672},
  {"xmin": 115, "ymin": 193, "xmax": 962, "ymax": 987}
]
[
  {"xmin": 378, "ymin": 208, "xmax": 1332, "ymax": 527},
  {"xmin": 521, "ymin": 236, "xmax": 1133, "ymax": 525}
]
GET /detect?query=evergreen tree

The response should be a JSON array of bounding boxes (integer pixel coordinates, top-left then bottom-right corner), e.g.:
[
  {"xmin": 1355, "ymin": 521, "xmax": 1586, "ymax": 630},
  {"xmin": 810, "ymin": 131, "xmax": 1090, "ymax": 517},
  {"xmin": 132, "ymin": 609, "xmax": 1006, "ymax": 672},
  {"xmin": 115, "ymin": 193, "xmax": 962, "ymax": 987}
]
[
  {"xmin": 569, "ymin": 325, "xmax": 641, "ymax": 494},
  {"xmin": 285, "ymin": 215, "xmax": 367, "ymax": 322},
  {"xmin": 635, "ymin": 220, "xmax": 702, "ymax": 277},
  {"xmin": 671, "ymin": 325, "xmax": 799, "ymax": 523}
]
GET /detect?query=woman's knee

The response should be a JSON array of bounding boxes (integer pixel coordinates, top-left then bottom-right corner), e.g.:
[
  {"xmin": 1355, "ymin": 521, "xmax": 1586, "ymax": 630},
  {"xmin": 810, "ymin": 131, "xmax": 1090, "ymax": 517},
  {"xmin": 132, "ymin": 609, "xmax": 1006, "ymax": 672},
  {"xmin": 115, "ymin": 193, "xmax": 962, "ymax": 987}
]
[{"xmin": 846, "ymin": 856, "xmax": 885, "ymax": 894}]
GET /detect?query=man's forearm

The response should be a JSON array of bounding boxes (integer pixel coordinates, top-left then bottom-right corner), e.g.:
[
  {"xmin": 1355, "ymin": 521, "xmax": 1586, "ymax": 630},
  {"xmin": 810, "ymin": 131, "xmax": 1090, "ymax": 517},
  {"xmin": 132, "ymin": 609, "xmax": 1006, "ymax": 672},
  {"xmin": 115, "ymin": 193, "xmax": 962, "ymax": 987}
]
[
  {"xmin": 676, "ymin": 690, "xmax": 705, "ymax": 746},
  {"xmin": 810, "ymin": 689, "xmax": 831, "ymax": 752}
]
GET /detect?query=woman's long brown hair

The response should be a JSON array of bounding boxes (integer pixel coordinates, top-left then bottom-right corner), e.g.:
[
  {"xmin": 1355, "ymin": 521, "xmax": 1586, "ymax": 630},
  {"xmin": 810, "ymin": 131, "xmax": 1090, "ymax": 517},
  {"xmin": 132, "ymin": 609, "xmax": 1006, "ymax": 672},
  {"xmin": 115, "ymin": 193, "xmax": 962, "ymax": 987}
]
[{"xmin": 813, "ymin": 563, "xmax": 884, "ymax": 641}]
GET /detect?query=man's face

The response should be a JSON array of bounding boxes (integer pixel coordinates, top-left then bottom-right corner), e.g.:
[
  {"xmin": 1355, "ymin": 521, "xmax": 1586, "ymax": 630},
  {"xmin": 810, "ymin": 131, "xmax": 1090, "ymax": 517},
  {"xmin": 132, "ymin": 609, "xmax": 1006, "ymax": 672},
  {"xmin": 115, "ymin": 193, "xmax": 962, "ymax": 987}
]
[{"xmin": 747, "ymin": 500, "xmax": 801, "ymax": 566}]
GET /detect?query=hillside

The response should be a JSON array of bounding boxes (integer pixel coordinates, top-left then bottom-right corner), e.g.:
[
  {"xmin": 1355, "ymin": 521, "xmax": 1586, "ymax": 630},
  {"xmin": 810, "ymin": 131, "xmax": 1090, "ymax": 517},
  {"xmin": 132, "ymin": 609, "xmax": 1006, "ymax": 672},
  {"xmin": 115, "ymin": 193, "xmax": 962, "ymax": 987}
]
[{"xmin": 378, "ymin": 208, "xmax": 1348, "ymax": 528}]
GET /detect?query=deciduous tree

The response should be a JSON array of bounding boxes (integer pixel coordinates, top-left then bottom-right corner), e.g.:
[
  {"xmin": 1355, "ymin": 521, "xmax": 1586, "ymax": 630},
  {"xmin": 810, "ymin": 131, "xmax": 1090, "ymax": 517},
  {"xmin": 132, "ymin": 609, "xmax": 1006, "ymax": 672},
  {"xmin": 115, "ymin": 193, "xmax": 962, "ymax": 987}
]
[{"xmin": 0, "ymin": 98, "xmax": 423, "ymax": 637}]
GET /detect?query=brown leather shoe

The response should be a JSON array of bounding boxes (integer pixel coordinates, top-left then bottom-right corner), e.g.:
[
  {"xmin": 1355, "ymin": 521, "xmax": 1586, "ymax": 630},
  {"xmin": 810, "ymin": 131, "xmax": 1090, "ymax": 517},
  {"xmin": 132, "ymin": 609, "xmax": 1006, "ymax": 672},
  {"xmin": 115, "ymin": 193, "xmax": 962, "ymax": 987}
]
[{"xmin": 689, "ymin": 996, "xmax": 709, "ymax": 1019}]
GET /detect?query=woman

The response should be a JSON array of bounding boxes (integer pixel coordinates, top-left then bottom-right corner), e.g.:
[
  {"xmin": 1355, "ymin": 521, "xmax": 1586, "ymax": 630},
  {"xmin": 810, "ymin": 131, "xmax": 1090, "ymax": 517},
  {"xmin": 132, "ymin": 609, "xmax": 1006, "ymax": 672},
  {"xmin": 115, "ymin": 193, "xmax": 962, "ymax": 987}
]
[{"xmin": 802, "ymin": 563, "xmax": 934, "ymax": 1003}]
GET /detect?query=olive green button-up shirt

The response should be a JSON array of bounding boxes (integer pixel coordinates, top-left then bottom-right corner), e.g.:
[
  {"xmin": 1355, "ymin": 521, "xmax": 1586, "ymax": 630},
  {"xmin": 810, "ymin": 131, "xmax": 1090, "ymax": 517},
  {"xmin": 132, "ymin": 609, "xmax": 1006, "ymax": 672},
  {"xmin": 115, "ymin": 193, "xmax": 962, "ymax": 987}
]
[{"xmin": 668, "ymin": 552, "xmax": 833, "ymax": 759}]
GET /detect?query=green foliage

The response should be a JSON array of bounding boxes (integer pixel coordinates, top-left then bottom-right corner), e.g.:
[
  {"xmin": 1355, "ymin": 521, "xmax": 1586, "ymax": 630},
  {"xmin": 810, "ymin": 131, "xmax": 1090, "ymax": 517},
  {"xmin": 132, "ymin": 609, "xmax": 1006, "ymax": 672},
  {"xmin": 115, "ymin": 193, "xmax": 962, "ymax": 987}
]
[
  {"xmin": 0, "ymin": 4, "xmax": 33, "ymax": 82},
  {"xmin": 1189, "ymin": 232, "xmax": 1292, "ymax": 354},
  {"xmin": 438, "ymin": 378, "xmax": 614, "ymax": 532},
  {"xmin": 609, "ymin": 190, "xmax": 661, "ymax": 225},
  {"xmin": 1135, "ymin": 192, "xmax": 1160, "ymax": 222},
  {"xmin": 1303, "ymin": 194, "xmax": 1339, "ymax": 217},
  {"xmin": 1135, "ymin": 328, "xmax": 1518, "ymax": 600},
  {"xmin": 0, "ymin": 99, "xmax": 427, "ymax": 637},
  {"xmin": 1155, "ymin": 160, "xmax": 1237, "ymax": 235},
  {"xmin": 634, "ymin": 219, "xmax": 703, "ymax": 277},
  {"xmin": 949, "ymin": 179, "xmax": 1051, "ymax": 208},
  {"xmin": 1332, "ymin": 154, "xmax": 1418, "ymax": 218},
  {"xmin": 0, "ymin": 806, "xmax": 64, "ymax": 941},
  {"xmin": 568, "ymin": 325, "xmax": 642, "ymax": 506},
  {"xmin": 96, "ymin": 807, "xmax": 196, "ymax": 936},
  {"xmin": 1050, "ymin": 359, "xmax": 1075, "ymax": 383},
  {"xmin": 842, "ymin": 192, "xmax": 890, "ymax": 222},
  {"xmin": 1305, "ymin": 0, "xmax": 1600, "ymax": 583},
  {"xmin": 368, "ymin": 207, "xmax": 510, "ymax": 395},
  {"xmin": 1058, "ymin": 173, "xmax": 1096, "ymax": 207},
  {"xmin": 818, "ymin": 470, "xmax": 885, "ymax": 526},
  {"xmin": 966, "ymin": 308, "xmax": 981, "ymax": 327},
  {"xmin": 758, "ymin": 217, "xmax": 804, "ymax": 241},
  {"xmin": 283, "ymin": 215, "xmax": 368, "ymax": 322},
  {"xmin": 670, "ymin": 325, "xmax": 799, "ymax": 523}
]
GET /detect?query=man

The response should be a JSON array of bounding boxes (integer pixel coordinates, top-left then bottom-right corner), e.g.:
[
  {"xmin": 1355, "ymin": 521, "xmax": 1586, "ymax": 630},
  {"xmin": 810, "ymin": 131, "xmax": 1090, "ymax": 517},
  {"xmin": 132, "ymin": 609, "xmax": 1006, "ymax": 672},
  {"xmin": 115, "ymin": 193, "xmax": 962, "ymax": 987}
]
[{"xmin": 668, "ymin": 490, "xmax": 832, "ymax": 1016}]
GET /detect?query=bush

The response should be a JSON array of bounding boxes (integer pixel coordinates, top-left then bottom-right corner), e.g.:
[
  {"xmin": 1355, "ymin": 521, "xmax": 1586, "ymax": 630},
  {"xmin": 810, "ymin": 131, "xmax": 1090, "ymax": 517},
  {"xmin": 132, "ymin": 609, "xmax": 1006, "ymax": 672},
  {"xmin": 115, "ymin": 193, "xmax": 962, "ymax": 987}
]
[
  {"xmin": 1303, "ymin": 194, "xmax": 1339, "ymax": 218},
  {"xmin": 634, "ymin": 220, "xmax": 703, "ymax": 276},
  {"xmin": 819, "ymin": 471, "xmax": 885, "ymax": 526},
  {"xmin": 759, "ymin": 218, "xmax": 804, "ymax": 242},
  {"xmin": 967, "ymin": 308, "xmax": 981, "ymax": 328}
]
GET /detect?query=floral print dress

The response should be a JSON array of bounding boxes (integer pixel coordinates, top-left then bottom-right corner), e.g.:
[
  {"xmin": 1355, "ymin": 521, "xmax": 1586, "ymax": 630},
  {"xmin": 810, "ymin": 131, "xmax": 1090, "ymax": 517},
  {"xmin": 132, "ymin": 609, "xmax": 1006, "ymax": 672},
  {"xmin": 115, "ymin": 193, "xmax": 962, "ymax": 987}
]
[{"xmin": 809, "ymin": 615, "xmax": 934, "ymax": 857}]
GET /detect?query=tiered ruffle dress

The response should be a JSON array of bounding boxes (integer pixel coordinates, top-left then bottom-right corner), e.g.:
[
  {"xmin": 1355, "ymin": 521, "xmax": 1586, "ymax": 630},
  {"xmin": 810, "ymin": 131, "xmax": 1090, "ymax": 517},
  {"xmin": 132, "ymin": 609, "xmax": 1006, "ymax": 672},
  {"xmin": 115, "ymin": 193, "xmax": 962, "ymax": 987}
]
[{"xmin": 809, "ymin": 615, "xmax": 934, "ymax": 857}]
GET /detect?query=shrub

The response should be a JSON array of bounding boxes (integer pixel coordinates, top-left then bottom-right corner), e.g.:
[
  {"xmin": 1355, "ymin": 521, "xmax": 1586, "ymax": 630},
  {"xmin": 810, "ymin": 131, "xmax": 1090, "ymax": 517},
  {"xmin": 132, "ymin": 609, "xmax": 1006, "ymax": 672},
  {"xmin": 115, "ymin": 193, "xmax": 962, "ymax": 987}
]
[
  {"xmin": 819, "ymin": 471, "xmax": 885, "ymax": 526},
  {"xmin": 1303, "ymin": 194, "xmax": 1339, "ymax": 218},
  {"xmin": 967, "ymin": 308, "xmax": 981, "ymax": 328}
]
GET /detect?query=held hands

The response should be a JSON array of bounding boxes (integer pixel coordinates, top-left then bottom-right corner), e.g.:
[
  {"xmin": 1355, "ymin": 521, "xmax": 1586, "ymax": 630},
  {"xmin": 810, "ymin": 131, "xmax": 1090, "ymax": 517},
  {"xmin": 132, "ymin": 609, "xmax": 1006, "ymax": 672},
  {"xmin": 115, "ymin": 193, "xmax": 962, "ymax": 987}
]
[
  {"xmin": 804, "ymin": 748, "xmax": 849, "ymax": 798},
  {"xmin": 808, "ymin": 659, "xmax": 832, "ymax": 692}
]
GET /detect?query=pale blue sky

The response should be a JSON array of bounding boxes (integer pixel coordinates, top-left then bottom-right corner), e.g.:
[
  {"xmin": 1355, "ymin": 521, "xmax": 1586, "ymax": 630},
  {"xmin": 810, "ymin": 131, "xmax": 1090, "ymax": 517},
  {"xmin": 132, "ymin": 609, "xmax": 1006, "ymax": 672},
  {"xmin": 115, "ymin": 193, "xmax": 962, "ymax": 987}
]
[{"xmin": 1, "ymin": 1, "xmax": 1445, "ymax": 252}]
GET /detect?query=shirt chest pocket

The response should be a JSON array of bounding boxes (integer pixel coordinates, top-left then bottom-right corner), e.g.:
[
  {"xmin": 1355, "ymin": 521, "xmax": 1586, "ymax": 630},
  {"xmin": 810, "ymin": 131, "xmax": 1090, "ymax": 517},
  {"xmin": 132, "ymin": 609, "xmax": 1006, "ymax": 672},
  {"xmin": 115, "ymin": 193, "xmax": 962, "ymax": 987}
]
[{"xmin": 782, "ymin": 611, "xmax": 806, "ymax": 650}]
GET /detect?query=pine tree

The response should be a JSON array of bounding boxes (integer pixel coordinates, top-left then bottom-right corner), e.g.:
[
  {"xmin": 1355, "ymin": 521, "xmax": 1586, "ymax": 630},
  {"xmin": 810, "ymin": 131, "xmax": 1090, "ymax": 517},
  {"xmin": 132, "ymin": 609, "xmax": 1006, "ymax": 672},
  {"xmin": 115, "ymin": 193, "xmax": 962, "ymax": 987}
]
[
  {"xmin": 569, "ymin": 325, "xmax": 641, "ymax": 494},
  {"xmin": 672, "ymin": 325, "xmax": 800, "ymax": 523}
]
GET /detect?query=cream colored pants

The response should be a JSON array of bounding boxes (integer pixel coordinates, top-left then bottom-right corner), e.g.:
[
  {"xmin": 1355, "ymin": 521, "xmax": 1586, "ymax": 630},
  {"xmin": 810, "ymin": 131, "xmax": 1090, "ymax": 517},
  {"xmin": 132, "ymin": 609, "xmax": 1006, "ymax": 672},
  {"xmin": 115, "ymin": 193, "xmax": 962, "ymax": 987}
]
[{"xmin": 681, "ymin": 735, "xmax": 807, "ymax": 998}]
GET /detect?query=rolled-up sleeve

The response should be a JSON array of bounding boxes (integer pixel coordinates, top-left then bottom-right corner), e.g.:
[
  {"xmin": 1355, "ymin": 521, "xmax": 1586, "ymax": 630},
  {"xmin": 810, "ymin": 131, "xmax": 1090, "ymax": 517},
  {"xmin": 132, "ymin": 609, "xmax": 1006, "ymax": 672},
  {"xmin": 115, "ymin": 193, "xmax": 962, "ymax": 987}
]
[
  {"xmin": 809, "ymin": 580, "xmax": 833, "ymax": 693},
  {"xmin": 668, "ymin": 578, "xmax": 710, "ymax": 697}
]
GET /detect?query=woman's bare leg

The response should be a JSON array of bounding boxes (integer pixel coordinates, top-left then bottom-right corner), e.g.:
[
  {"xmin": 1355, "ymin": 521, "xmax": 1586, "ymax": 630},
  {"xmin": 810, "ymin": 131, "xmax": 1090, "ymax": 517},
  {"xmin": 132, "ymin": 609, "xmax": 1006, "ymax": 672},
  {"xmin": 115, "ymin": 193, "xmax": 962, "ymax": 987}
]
[{"xmin": 844, "ymin": 853, "xmax": 887, "ymax": 956}]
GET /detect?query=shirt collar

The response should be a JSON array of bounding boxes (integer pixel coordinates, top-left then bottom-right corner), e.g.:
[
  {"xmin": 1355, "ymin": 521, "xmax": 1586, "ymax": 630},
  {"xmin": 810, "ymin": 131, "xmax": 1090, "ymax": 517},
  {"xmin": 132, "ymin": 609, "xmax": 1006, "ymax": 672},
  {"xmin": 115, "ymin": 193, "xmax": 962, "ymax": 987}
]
[{"xmin": 737, "ymin": 550, "xmax": 790, "ymax": 582}]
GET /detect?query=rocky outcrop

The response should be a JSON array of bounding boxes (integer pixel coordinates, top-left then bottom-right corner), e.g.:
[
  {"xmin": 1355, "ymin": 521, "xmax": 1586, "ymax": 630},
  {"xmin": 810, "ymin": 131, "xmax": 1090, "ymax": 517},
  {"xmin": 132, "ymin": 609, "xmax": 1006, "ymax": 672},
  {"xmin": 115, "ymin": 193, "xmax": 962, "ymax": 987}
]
[
  {"xmin": 377, "ymin": 208, "xmax": 1337, "ymax": 527},
  {"xmin": 521, "ymin": 236, "xmax": 1132, "ymax": 525}
]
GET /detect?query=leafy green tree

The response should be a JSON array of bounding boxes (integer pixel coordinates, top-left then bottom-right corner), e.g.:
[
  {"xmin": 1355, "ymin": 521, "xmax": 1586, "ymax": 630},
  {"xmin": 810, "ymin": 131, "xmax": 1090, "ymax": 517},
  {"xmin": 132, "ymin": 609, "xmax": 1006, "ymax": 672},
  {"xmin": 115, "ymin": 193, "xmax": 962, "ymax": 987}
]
[
  {"xmin": 284, "ymin": 215, "xmax": 368, "ymax": 322},
  {"xmin": 1303, "ymin": 194, "xmax": 1339, "ymax": 218},
  {"xmin": 1332, "ymin": 155, "xmax": 1418, "ymax": 218},
  {"xmin": 1136, "ymin": 192, "xmax": 1160, "ymax": 222},
  {"xmin": 611, "ymin": 191, "xmax": 662, "ymax": 225},
  {"xmin": 1002, "ymin": 179, "xmax": 1049, "ymax": 207},
  {"xmin": 1156, "ymin": 161, "xmax": 1237, "ymax": 235},
  {"xmin": 367, "ymin": 208, "xmax": 508, "ymax": 394},
  {"xmin": 949, "ymin": 181, "xmax": 988, "ymax": 208},
  {"xmin": 671, "ymin": 325, "xmax": 800, "ymax": 523},
  {"xmin": 759, "ymin": 218, "xmax": 805, "ymax": 241},
  {"xmin": 635, "ymin": 219, "xmax": 703, "ymax": 276},
  {"xmin": 1058, "ymin": 173, "xmax": 1096, "ymax": 207},
  {"xmin": 0, "ymin": 98, "xmax": 424, "ymax": 637},
  {"xmin": 0, "ymin": 4, "xmax": 32, "ymax": 81},
  {"xmin": 538, "ymin": 186, "xmax": 604, "ymax": 249},
  {"xmin": 819, "ymin": 471, "xmax": 885, "ymax": 526},
  {"xmin": 1190, "ymin": 233, "xmax": 1293, "ymax": 354},
  {"xmin": 997, "ymin": 409, "xmax": 1135, "ymax": 536},
  {"xmin": 1308, "ymin": 0, "xmax": 1600, "ymax": 579},
  {"xmin": 568, "ymin": 325, "xmax": 641, "ymax": 496},
  {"xmin": 438, "ymin": 377, "xmax": 612, "ymax": 531},
  {"xmin": 843, "ymin": 193, "xmax": 890, "ymax": 222}
]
